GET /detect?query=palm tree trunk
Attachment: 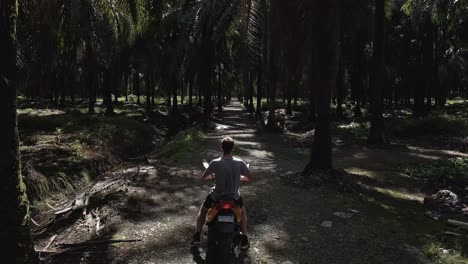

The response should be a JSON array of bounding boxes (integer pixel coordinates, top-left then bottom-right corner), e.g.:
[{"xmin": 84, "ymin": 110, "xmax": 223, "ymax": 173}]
[
  {"xmin": 86, "ymin": 41, "xmax": 96, "ymax": 114},
  {"xmin": 197, "ymin": 78, "xmax": 202, "ymax": 107},
  {"xmin": 151, "ymin": 77, "xmax": 156, "ymax": 105},
  {"xmin": 266, "ymin": 0, "xmax": 276, "ymax": 128},
  {"xmin": 302, "ymin": 0, "xmax": 339, "ymax": 173},
  {"xmin": 256, "ymin": 64, "xmax": 263, "ymax": 115},
  {"xmin": 423, "ymin": 20, "xmax": 435, "ymax": 112},
  {"xmin": 189, "ymin": 75, "xmax": 193, "ymax": 109},
  {"xmin": 181, "ymin": 76, "xmax": 185, "ymax": 105},
  {"xmin": 114, "ymin": 72, "xmax": 121, "ymax": 103},
  {"xmin": 104, "ymin": 69, "xmax": 114, "ymax": 115},
  {"xmin": 336, "ymin": 16, "xmax": 345, "ymax": 119},
  {"xmin": 294, "ymin": 78, "xmax": 298, "ymax": 108},
  {"xmin": 350, "ymin": 30, "xmax": 366, "ymax": 119},
  {"xmin": 133, "ymin": 70, "xmax": 141, "ymax": 105},
  {"xmin": 136, "ymin": 74, "xmax": 141, "ymax": 105},
  {"xmin": 124, "ymin": 72, "xmax": 129, "ymax": 102},
  {"xmin": 218, "ymin": 64, "xmax": 222, "ymax": 111},
  {"xmin": 0, "ymin": 1, "xmax": 37, "ymax": 262},
  {"xmin": 257, "ymin": 0, "xmax": 267, "ymax": 116},
  {"xmin": 172, "ymin": 74, "xmax": 179, "ymax": 114},
  {"xmin": 146, "ymin": 72, "xmax": 152, "ymax": 117},
  {"xmin": 286, "ymin": 73, "xmax": 293, "ymax": 116},
  {"xmin": 202, "ymin": 39, "xmax": 213, "ymax": 115},
  {"xmin": 248, "ymin": 72, "xmax": 255, "ymax": 112},
  {"xmin": 368, "ymin": 0, "xmax": 387, "ymax": 144}
]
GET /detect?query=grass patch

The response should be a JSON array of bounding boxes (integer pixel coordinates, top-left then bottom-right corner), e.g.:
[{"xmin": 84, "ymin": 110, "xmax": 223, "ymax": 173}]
[
  {"xmin": 159, "ymin": 128, "xmax": 205, "ymax": 163},
  {"xmin": 387, "ymin": 115, "xmax": 468, "ymax": 138},
  {"xmin": 398, "ymin": 157, "xmax": 468, "ymax": 185},
  {"xmin": 18, "ymin": 107, "xmax": 163, "ymax": 204},
  {"xmin": 331, "ymin": 114, "xmax": 468, "ymax": 141},
  {"xmin": 255, "ymin": 99, "xmax": 309, "ymax": 112},
  {"xmin": 19, "ymin": 112, "xmax": 160, "ymax": 158},
  {"xmin": 424, "ymin": 241, "xmax": 468, "ymax": 264},
  {"xmin": 333, "ymin": 121, "xmax": 370, "ymax": 139}
]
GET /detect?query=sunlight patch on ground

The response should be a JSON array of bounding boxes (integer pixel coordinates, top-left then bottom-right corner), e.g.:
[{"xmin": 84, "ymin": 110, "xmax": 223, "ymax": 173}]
[
  {"xmin": 346, "ymin": 167, "xmax": 403, "ymax": 179},
  {"xmin": 18, "ymin": 108, "xmax": 65, "ymax": 116},
  {"xmin": 234, "ymin": 140, "xmax": 261, "ymax": 147},
  {"xmin": 215, "ymin": 124, "xmax": 231, "ymax": 130},
  {"xmin": 373, "ymin": 187, "xmax": 425, "ymax": 203},
  {"xmin": 406, "ymin": 146, "xmax": 468, "ymax": 158},
  {"xmin": 346, "ymin": 168, "xmax": 425, "ymax": 203}
]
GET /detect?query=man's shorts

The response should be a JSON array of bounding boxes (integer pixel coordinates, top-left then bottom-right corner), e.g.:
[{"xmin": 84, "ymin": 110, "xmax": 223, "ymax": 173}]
[{"xmin": 202, "ymin": 194, "xmax": 244, "ymax": 209}]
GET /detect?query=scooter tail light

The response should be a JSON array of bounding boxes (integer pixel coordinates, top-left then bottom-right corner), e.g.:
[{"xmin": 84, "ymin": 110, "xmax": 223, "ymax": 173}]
[{"xmin": 220, "ymin": 202, "xmax": 235, "ymax": 210}]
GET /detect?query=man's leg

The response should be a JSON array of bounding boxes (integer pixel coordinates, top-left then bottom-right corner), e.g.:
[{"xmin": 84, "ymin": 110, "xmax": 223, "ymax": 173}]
[
  {"xmin": 240, "ymin": 207, "xmax": 248, "ymax": 235},
  {"xmin": 240, "ymin": 207, "xmax": 250, "ymax": 250},
  {"xmin": 192, "ymin": 204, "xmax": 208, "ymax": 245},
  {"xmin": 192, "ymin": 195, "xmax": 213, "ymax": 245},
  {"xmin": 196, "ymin": 205, "xmax": 209, "ymax": 233}
]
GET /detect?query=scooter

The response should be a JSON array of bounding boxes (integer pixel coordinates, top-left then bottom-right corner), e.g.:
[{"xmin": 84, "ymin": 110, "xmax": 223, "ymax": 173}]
[{"xmin": 202, "ymin": 160, "xmax": 248, "ymax": 264}]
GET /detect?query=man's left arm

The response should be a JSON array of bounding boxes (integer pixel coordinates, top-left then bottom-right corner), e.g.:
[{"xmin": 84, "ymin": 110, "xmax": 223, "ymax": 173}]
[{"xmin": 202, "ymin": 161, "xmax": 215, "ymax": 181}]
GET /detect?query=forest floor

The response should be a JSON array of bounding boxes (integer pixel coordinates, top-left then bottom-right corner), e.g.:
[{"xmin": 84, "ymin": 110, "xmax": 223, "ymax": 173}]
[{"xmin": 33, "ymin": 100, "xmax": 468, "ymax": 264}]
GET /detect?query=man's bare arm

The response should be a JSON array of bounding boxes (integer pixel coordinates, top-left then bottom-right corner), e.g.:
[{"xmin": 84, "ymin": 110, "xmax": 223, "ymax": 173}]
[
  {"xmin": 241, "ymin": 172, "xmax": 252, "ymax": 182},
  {"xmin": 201, "ymin": 171, "xmax": 213, "ymax": 181}
]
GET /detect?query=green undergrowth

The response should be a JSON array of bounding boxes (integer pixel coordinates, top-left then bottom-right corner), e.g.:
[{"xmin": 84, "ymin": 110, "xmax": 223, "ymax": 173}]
[
  {"xmin": 329, "ymin": 101, "xmax": 468, "ymax": 141},
  {"xmin": 347, "ymin": 164, "xmax": 468, "ymax": 263},
  {"xmin": 424, "ymin": 240, "xmax": 468, "ymax": 264},
  {"xmin": 18, "ymin": 109, "xmax": 162, "ymax": 205},
  {"xmin": 19, "ymin": 111, "xmax": 161, "ymax": 157},
  {"xmin": 387, "ymin": 115, "xmax": 468, "ymax": 138},
  {"xmin": 259, "ymin": 99, "xmax": 309, "ymax": 112},
  {"xmin": 158, "ymin": 128, "xmax": 205, "ymax": 164},
  {"xmin": 332, "ymin": 115, "xmax": 468, "ymax": 141},
  {"xmin": 398, "ymin": 157, "xmax": 468, "ymax": 185},
  {"xmin": 333, "ymin": 121, "xmax": 370, "ymax": 139}
]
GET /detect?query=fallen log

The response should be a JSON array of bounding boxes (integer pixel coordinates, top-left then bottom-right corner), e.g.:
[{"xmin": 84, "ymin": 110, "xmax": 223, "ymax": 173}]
[
  {"xmin": 46, "ymin": 202, "xmax": 59, "ymax": 210},
  {"xmin": 33, "ymin": 170, "xmax": 140, "ymax": 237},
  {"xmin": 36, "ymin": 249, "xmax": 61, "ymax": 254},
  {"xmin": 442, "ymin": 231, "xmax": 462, "ymax": 237},
  {"xmin": 58, "ymin": 238, "xmax": 143, "ymax": 248},
  {"xmin": 44, "ymin": 234, "xmax": 57, "ymax": 250},
  {"xmin": 36, "ymin": 246, "xmax": 89, "ymax": 259},
  {"xmin": 53, "ymin": 176, "xmax": 130, "ymax": 216},
  {"xmin": 54, "ymin": 206, "xmax": 72, "ymax": 215},
  {"xmin": 447, "ymin": 219, "xmax": 468, "ymax": 229},
  {"xmin": 31, "ymin": 217, "xmax": 40, "ymax": 227}
]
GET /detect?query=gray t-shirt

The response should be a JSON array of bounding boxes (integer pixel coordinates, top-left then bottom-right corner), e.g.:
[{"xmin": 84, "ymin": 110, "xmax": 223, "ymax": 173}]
[{"xmin": 205, "ymin": 156, "xmax": 249, "ymax": 201}]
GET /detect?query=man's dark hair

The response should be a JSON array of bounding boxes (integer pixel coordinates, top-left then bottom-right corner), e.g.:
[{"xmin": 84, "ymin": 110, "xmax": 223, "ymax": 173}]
[{"xmin": 221, "ymin": 137, "xmax": 234, "ymax": 154}]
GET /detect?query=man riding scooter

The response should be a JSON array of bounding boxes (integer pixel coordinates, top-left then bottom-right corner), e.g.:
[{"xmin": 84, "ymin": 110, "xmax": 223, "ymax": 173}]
[{"xmin": 191, "ymin": 136, "xmax": 252, "ymax": 250}]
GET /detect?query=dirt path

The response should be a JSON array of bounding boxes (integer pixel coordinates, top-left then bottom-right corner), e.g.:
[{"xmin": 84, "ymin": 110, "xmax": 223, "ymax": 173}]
[{"xmin": 46, "ymin": 100, "xmax": 467, "ymax": 264}]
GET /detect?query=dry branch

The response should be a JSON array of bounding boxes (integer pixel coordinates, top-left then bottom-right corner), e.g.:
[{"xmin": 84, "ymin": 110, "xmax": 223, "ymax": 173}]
[{"xmin": 58, "ymin": 238, "xmax": 142, "ymax": 248}]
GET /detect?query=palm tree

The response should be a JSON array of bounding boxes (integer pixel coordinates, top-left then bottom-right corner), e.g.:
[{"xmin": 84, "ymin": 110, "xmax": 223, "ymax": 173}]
[
  {"xmin": 0, "ymin": 0, "xmax": 37, "ymax": 262},
  {"xmin": 246, "ymin": 0, "xmax": 339, "ymax": 168},
  {"xmin": 302, "ymin": 0, "xmax": 340, "ymax": 172},
  {"xmin": 18, "ymin": 0, "xmax": 142, "ymax": 113},
  {"xmin": 187, "ymin": 0, "xmax": 240, "ymax": 114},
  {"xmin": 368, "ymin": 0, "xmax": 388, "ymax": 144},
  {"xmin": 401, "ymin": 0, "xmax": 466, "ymax": 113}
]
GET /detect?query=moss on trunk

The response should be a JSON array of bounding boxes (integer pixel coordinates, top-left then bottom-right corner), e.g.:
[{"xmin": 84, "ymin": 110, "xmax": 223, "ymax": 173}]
[{"xmin": 0, "ymin": 0, "xmax": 37, "ymax": 262}]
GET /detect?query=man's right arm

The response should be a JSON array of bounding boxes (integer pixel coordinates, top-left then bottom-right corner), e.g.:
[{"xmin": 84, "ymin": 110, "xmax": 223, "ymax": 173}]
[{"xmin": 240, "ymin": 162, "xmax": 252, "ymax": 182}]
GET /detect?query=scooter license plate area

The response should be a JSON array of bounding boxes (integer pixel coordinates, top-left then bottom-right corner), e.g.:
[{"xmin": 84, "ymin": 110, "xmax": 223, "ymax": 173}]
[{"xmin": 218, "ymin": 215, "xmax": 235, "ymax": 223}]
